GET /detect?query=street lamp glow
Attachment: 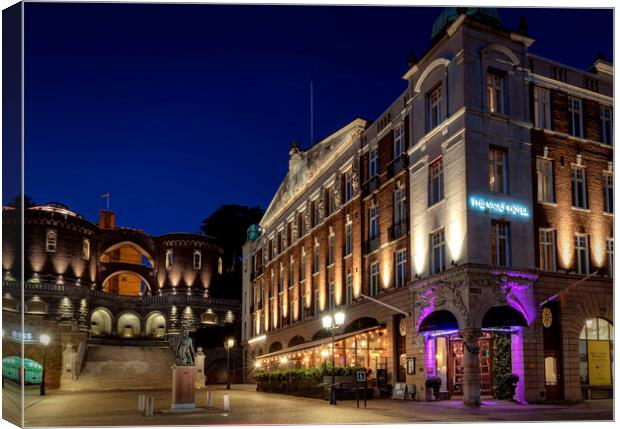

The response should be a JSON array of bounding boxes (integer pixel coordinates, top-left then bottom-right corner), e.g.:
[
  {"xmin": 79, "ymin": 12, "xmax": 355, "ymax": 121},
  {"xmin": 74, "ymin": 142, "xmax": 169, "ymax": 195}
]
[
  {"xmin": 334, "ymin": 311, "xmax": 345, "ymax": 327},
  {"xmin": 254, "ymin": 361, "xmax": 261, "ymax": 368},
  {"xmin": 321, "ymin": 349, "xmax": 329, "ymax": 358},
  {"xmin": 226, "ymin": 338, "xmax": 235, "ymax": 349},
  {"xmin": 39, "ymin": 334, "xmax": 50, "ymax": 346},
  {"xmin": 280, "ymin": 356, "xmax": 288, "ymax": 364},
  {"xmin": 322, "ymin": 315, "xmax": 333, "ymax": 329}
]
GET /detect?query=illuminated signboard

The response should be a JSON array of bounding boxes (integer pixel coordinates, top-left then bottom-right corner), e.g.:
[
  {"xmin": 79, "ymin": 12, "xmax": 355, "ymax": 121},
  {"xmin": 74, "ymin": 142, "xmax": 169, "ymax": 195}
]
[
  {"xmin": 8, "ymin": 330, "xmax": 37, "ymax": 343},
  {"xmin": 469, "ymin": 196, "xmax": 530, "ymax": 218}
]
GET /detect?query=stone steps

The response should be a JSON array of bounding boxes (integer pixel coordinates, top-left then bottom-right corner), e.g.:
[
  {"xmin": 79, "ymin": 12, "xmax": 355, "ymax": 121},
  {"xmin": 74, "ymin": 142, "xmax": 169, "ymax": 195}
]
[{"xmin": 61, "ymin": 343, "xmax": 175, "ymax": 391}]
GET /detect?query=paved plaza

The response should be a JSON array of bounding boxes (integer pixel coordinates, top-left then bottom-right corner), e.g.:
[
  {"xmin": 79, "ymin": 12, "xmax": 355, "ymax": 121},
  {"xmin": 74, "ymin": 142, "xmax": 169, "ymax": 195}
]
[{"xmin": 2, "ymin": 383, "xmax": 614, "ymax": 427}]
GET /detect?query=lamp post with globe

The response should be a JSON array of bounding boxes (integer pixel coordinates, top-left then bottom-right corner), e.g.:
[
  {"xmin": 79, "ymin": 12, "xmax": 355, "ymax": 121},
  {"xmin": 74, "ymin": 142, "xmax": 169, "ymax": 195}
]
[{"xmin": 322, "ymin": 310, "xmax": 345, "ymax": 405}]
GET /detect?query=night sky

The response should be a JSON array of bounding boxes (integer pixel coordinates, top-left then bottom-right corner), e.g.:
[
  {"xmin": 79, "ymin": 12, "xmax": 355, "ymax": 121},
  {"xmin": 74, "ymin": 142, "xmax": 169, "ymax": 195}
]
[{"xmin": 20, "ymin": 3, "xmax": 612, "ymax": 235}]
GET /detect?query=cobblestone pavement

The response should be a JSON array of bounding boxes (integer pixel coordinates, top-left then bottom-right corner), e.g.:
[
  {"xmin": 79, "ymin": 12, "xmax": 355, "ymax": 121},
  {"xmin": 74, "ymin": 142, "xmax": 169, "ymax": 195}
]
[{"xmin": 2, "ymin": 383, "xmax": 614, "ymax": 427}]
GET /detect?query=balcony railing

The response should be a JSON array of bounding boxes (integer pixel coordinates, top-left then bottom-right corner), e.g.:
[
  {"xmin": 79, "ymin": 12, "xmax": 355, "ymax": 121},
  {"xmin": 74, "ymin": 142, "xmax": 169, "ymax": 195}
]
[
  {"xmin": 365, "ymin": 236, "xmax": 380, "ymax": 253},
  {"xmin": 387, "ymin": 153, "xmax": 408, "ymax": 179},
  {"xmin": 389, "ymin": 220, "xmax": 408, "ymax": 241},
  {"xmin": 362, "ymin": 175, "xmax": 380, "ymax": 196}
]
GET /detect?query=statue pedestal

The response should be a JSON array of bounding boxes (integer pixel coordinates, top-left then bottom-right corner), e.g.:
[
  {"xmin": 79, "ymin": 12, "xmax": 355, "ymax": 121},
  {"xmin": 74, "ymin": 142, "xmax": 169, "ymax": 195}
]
[{"xmin": 171, "ymin": 365, "xmax": 196, "ymax": 409}]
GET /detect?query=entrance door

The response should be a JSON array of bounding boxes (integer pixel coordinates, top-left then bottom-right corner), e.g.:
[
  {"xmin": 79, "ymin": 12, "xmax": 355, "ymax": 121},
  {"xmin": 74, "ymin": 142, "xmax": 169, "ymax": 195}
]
[
  {"xmin": 394, "ymin": 315, "xmax": 406, "ymax": 382},
  {"xmin": 542, "ymin": 303, "xmax": 563, "ymax": 400},
  {"xmin": 448, "ymin": 334, "xmax": 493, "ymax": 396}
]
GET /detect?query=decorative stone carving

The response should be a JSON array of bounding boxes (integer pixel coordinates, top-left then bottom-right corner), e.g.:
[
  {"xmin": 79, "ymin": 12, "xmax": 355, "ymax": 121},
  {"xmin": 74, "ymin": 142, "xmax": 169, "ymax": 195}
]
[
  {"xmin": 334, "ymin": 176, "xmax": 341, "ymax": 208},
  {"xmin": 77, "ymin": 298, "xmax": 89, "ymax": 330},
  {"xmin": 58, "ymin": 296, "xmax": 74, "ymax": 322},
  {"xmin": 169, "ymin": 305, "xmax": 179, "ymax": 330},
  {"xmin": 351, "ymin": 158, "xmax": 360, "ymax": 193}
]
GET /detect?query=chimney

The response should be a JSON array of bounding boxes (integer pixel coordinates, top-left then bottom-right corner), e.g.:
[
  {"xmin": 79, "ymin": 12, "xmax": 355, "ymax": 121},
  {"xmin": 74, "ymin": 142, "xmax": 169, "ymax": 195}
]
[{"xmin": 99, "ymin": 210, "xmax": 115, "ymax": 230}]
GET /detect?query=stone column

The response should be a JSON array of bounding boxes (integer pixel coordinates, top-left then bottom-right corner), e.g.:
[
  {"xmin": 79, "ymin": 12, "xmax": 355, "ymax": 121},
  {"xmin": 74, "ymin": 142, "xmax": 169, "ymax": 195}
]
[{"xmin": 461, "ymin": 328, "xmax": 481, "ymax": 406}]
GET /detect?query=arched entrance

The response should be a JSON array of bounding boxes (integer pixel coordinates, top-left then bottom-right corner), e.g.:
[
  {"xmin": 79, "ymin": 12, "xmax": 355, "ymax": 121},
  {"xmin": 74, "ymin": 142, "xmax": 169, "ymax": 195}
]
[
  {"xmin": 102, "ymin": 271, "xmax": 152, "ymax": 296},
  {"xmin": 579, "ymin": 317, "xmax": 613, "ymax": 399},
  {"xmin": 100, "ymin": 241, "xmax": 155, "ymax": 267},
  {"xmin": 145, "ymin": 312, "xmax": 166, "ymax": 338},
  {"xmin": 90, "ymin": 307, "xmax": 114, "ymax": 337},
  {"xmin": 117, "ymin": 311, "xmax": 141, "ymax": 338}
]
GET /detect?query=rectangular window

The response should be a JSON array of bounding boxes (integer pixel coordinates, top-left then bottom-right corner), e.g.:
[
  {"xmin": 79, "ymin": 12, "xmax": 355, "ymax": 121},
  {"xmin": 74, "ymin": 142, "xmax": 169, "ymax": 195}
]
[
  {"xmin": 289, "ymin": 257, "xmax": 295, "ymax": 287},
  {"xmin": 82, "ymin": 238, "xmax": 90, "ymax": 260},
  {"xmin": 571, "ymin": 167, "xmax": 588, "ymax": 209},
  {"xmin": 268, "ymin": 239, "xmax": 273, "ymax": 261},
  {"xmin": 369, "ymin": 148, "xmax": 378, "ymax": 178},
  {"xmin": 489, "ymin": 147, "xmax": 508, "ymax": 193},
  {"xmin": 279, "ymin": 294, "xmax": 284, "ymax": 327},
  {"xmin": 280, "ymin": 231, "xmax": 286, "ymax": 253},
  {"xmin": 327, "ymin": 187, "xmax": 336, "ymax": 216},
  {"xmin": 313, "ymin": 243, "xmax": 320, "ymax": 274},
  {"xmin": 574, "ymin": 234, "xmax": 590, "ymax": 275},
  {"xmin": 301, "ymin": 295, "xmax": 307, "ymax": 321},
  {"xmin": 427, "ymin": 84, "xmax": 442, "ymax": 131},
  {"xmin": 536, "ymin": 157, "xmax": 555, "ymax": 203},
  {"xmin": 328, "ymin": 281, "xmax": 334, "ymax": 310},
  {"xmin": 287, "ymin": 222, "xmax": 293, "ymax": 246},
  {"xmin": 193, "ymin": 250, "xmax": 202, "ymax": 270},
  {"xmin": 346, "ymin": 273, "xmax": 353, "ymax": 305},
  {"xmin": 279, "ymin": 264, "xmax": 284, "ymax": 293},
  {"xmin": 600, "ymin": 105, "xmax": 613, "ymax": 145},
  {"xmin": 568, "ymin": 97, "xmax": 583, "ymax": 138},
  {"xmin": 369, "ymin": 206, "xmax": 379, "ymax": 241},
  {"xmin": 539, "ymin": 229, "xmax": 557, "ymax": 272},
  {"xmin": 328, "ymin": 233, "xmax": 335, "ymax": 265},
  {"xmin": 533, "ymin": 86, "xmax": 551, "ymax": 129},
  {"xmin": 166, "ymin": 249, "xmax": 173, "ymax": 270},
  {"xmin": 394, "ymin": 187, "xmax": 407, "ymax": 225},
  {"xmin": 394, "ymin": 124, "xmax": 405, "ymax": 157},
  {"xmin": 300, "ymin": 249, "xmax": 307, "ymax": 281},
  {"xmin": 345, "ymin": 222, "xmax": 353, "ymax": 256},
  {"xmin": 370, "ymin": 262, "xmax": 379, "ymax": 297},
  {"xmin": 491, "ymin": 221, "xmax": 510, "ymax": 266},
  {"xmin": 604, "ymin": 174, "xmax": 613, "ymax": 213},
  {"xmin": 290, "ymin": 297, "xmax": 295, "ymax": 325},
  {"xmin": 394, "ymin": 249, "xmax": 407, "ymax": 288},
  {"xmin": 344, "ymin": 171, "xmax": 353, "ymax": 203},
  {"xmin": 259, "ymin": 279, "xmax": 264, "ymax": 308},
  {"xmin": 430, "ymin": 229, "xmax": 446, "ymax": 274},
  {"xmin": 46, "ymin": 229, "xmax": 57, "ymax": 253},
  {"xmin": 312, "ymin": 200, "xmax": 320, "ymax": 228},
  {"xmin": 486, "ymin": 70, "xmax": 504, "ymax": 114},
  {"xmin": 313, "ymin": 287, "xmax": 320, "ymax": 317},
  {"xmin": 428, "ymin": 158, "xmax": 444, "ymax": 206},
  {"xmin": 298, "ymin": 211, "xmax": 306, "ymax": 237},
  {"xmin": 606, "ymin": 238, "xmax": 613, "ymax": 277}
]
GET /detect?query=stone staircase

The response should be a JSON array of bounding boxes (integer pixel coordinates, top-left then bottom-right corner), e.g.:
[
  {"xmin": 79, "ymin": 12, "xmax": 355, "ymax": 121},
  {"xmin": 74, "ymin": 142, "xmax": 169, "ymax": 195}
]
[{"xmin": 61, "ymin": 341, "xmax": 175, "ymax": 391}]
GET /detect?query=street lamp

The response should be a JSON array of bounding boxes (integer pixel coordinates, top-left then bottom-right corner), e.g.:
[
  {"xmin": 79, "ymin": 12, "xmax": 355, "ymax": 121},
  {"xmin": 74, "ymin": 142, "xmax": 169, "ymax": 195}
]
[
  {"xmin": 225, "ymin": 337, "xmax": 234, "ymax": 390},
  {"xmin": 39, "ymin": 334, "xmax": 50, "ymax": 396},
  {"xmin": 322, "ymin": 310, "xmax": 345, "ymax": 405}
]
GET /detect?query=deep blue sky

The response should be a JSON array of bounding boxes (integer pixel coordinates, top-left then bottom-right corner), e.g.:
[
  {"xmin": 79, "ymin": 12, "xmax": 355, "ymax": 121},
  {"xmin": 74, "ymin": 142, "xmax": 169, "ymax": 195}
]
[{"xmin": 21, "ymin": 3, "xmax": 612, "ymax": 235}]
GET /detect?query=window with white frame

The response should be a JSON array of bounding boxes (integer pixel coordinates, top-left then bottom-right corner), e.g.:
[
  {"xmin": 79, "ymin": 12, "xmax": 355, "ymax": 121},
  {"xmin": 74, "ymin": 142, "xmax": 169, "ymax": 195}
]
[
  {"xmin": 313, "ymin": 242, "xmax": 319, "ymax": 274},
  {"xmin": 345, "ymin": 221, "xmax": 353, "ymax": 256},
  {"xmin": 491, "ymin": 221, "xmax": 510, "ymax": 266},
  {"xmin": 606, "ymin": 238, "xmax": 613, "ymax": 277},
  {"xmin": 394, "ymin": 249, "xmax": 407, "ymax": 288},
  {"xmin": 489, "ymin": 146, "xmax": 508, "ymax": 193},
  {"xmin": 369, "ymin": 206, "xmax": 379, "ymax": 241},
  {"xmin": 369, "ymin": 148, "xmax": 378, "ymax": 178},
  {"xmin": 427, "ymin": 84, "xmax": 442, "ymax": 131},
  {"xmin": 429, "ymin": 158, "xmax": 444, "ymax": 206},
  {"xmin": 537, "ymin": 157, "xmax": 555, "ymax": 203},
  {"xmin": 165, "ymin": 249, "xmax": 173, "ymax": 270},
  {"xmin": 300, "ymin": 248, "xmax": 307, "ymax": 281},
  {"xmin": 346, "ymin": 272, "xmax": 353, "ymax": 305},
  {"xmin": 430, "ymin": 229, "xmax": 446, "ymax": 274},
  {"xmin": 328, "ymin": 232, "xmax": 335, "ymax": 265},
  {"xmin": 393, "ymin": 124, "xmax": 405, "ymax": 157},
  {"xmin": 344, "ymin": 170, "xmax": 353, "ymax": 203},
  {"xmin": 533, "ymin": 86, "xmax": 551, "ymax": 129},
  {"xmin": 289, "ymin": 256, "xmax": 295, "ymax": 287},
  {"xmin": 486, "ymin": 69, "xmax": 504, "ymax": 114},
  {"xmin": 369, "ymin": 262, "xmax": 379, "ymax": 297},
  {"xmin": 328, "ymin": 281, "xmax": 334, "ymax": 310},
  {"xmin": 393, "ymin": 187, "xmax": 407, "ymax": 226},
  {"xmin": 193, "ymin": 250, "xmax": 201, "ymax": 270},
  {"xmin": 568, "ymin": 97, "xmax": 583, "ymax": 138},
  {"xmin": 82, "ymin": 238, "xmax": 90, "ymax": 260},
  {"xmin": 600, "ymin": 105, "xmax": 613, "ymax": 145},
  {"xmin": 604, "ymin": 174, "xmax": 613, "ymax": 213},
  {"xmin": 539, "ymin": 229, "xmax": 557, "ymax": 271},
  {"xmin": 574, "ymin": 233, "xmax": 589, "ymax": 275},
  {"xmin": 46, "ymin": 229, "xmax": 57, "ymax": 253},
  {"xmin": 571, "ymin": 166, "xmax": 588, "ymax": 209}
]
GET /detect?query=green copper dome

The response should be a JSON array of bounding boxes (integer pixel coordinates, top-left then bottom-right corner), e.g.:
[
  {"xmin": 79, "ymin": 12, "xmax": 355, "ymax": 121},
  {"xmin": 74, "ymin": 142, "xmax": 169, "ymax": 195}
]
[{"xmin": 431, "ymin": 7, "xmax": 501, "ymax": 41}]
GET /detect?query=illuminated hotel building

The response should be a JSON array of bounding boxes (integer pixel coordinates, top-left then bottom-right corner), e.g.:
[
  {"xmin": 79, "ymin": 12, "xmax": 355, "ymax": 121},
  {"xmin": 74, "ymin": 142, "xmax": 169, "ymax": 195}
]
[{"xmin": 241, "ymin": 8, "xmax": 613, "ymax": 405}]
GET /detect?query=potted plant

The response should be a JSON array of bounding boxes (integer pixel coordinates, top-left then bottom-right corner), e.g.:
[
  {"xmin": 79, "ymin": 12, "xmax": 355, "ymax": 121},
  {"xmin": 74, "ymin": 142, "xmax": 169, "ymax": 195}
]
[
  {"xmin": 498, "ymin": 373, "xmax": 519, "ymax": 401},
  {"xmin": 425, "ymin": 376, "xmax": 442, "ymax": 400}
]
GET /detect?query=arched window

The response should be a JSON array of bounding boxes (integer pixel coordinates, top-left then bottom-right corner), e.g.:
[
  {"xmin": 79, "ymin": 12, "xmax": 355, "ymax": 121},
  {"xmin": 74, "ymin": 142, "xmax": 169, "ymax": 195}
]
[
  {"xmin": 166, "ymin": 249, "xmax": 173, "ymax": 270},
  {"xmin": 217, "ymin": 257, "xmax": 223, "ymax": 275},
  {"xmin": 579, "ymin": 318, "xmax": 614, "ymax": 386},
  {"xmin": 193, "ymin": 250, "xmax": 202, "ymax": 270},
  {"xmin": 46, "ymin": 229, "xmax": 57, "ymax": 252}
]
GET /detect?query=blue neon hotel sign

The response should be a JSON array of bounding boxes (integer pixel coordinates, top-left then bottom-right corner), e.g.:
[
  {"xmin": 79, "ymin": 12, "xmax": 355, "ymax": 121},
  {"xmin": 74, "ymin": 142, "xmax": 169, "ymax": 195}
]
[{"xmin": 469, "ymin": 196, "xmax": 530, "ymax": 218}]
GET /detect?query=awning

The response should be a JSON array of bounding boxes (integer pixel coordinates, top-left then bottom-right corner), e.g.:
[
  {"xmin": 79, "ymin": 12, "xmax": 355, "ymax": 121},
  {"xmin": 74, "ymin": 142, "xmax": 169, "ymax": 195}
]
[
  {"xmin": 256, "ymin": 324, "xmax": 386, "ymax": 360},
  {"xmin": 418, "ymin": 310, "xmax": 459, "ymax": 332},
  {"xmin": 482, "ymin": 305, "xmax": 528, "ymax": 328}
]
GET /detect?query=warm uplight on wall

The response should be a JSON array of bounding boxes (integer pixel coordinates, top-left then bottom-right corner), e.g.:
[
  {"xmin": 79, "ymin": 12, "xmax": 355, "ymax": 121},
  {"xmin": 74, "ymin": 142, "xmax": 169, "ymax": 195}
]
[
  {"xmin": 413, "ymin": 229, "xmax": 426, "ymax": 275},
  {"xmin": 557, "ymin": 224, "xmax": 574, "ymax": 269},
  {"xmin": 447, "ymin": 217, "xmax": 464, "ymax": 263}
]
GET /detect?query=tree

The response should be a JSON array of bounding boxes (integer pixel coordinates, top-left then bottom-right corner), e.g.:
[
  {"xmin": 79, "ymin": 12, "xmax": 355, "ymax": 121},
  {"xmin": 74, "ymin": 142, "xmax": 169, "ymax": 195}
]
[
  {"xmin": 200, "ymin": 204, "xmax": 264, "ymax": 299},
  {"xmin": 6, "ymin": 194, "xmax": 36, "ymax": 209}
]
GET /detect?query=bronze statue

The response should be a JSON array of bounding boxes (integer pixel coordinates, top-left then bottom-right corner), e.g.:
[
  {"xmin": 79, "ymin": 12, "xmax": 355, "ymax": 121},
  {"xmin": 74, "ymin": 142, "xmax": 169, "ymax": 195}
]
[{"xmin": 175, "ymin": 330, "xmax": 196, "ymax": 366}]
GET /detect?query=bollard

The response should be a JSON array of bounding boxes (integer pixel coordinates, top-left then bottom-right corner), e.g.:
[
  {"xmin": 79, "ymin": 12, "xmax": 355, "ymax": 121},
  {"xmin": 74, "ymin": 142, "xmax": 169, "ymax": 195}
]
[
  {"xmin": 145, "ymin": 396, "xmax": 154, "ymax": 417},
  {"xmin": 207, "ymin": 391, "xmax": 213, "ymax": 408},
  {"xmin": 223, "ymin": 394, "xmax": 230, "ymax": 412},
  {"xmin": 138, "ymin": 394, "xmax": 145, "ymax": 412}
]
